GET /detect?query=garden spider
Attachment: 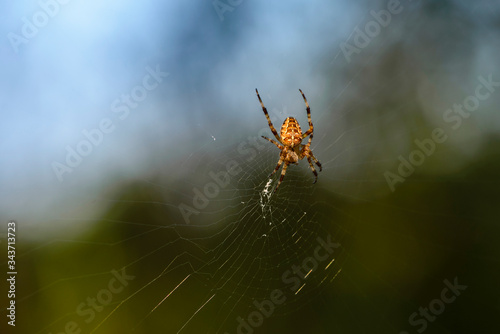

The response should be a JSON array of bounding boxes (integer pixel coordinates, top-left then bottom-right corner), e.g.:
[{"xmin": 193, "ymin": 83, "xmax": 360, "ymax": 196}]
[{"xmin": 256, "ymin": 88, "xmax": 322, "ymax": 193}]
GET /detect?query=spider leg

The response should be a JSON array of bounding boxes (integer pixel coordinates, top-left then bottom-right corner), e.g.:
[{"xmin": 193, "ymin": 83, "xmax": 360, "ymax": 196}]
[
  {"xmin": 273, "ymin": 162, "xmax": 289, "ymax": 193},
  {"xmin": 261, "ymin": 135, "xmax": 283, "ymax": 150},
  {"xmin": 302, "ymin": 133, "xmax": 322, "ymax": 172},
  {"xmin": 256, "ymin": 89, "xmax": 281, "ymax": 142},
  {"xmin": 268, "ymin": 154, "xmax": 285, "ymax": 178},
  {"xmin": 309, "ymin": 151, "xmax": 322, "ymax": 172},
  {"xmin": 299, "ymin": 89, "xmax": 314, "ymax": 139},
  {"xmin": 307, "ymin": 157, "xmax": 319, "ymax": 183}
]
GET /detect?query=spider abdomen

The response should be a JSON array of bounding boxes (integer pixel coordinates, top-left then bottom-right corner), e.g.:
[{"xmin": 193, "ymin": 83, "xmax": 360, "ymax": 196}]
[{"xmin": 280, "ymin": 117, "xmax": 302, "ymax": 147}]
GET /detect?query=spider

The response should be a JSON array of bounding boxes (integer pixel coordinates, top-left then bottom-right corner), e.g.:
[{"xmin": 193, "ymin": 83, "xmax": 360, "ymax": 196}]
[{"xmin": 256, "ymin": 88, "xmax": 322, "ymax": 193}]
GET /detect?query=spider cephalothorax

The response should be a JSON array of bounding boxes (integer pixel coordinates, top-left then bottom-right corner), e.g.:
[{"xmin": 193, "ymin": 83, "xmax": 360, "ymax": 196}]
[{"xmin": 256, "ymin": 89, "xmax": 322, "ymax": 193}]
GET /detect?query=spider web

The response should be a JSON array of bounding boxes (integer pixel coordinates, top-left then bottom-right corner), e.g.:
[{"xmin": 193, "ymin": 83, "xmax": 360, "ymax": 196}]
[{"xmin": 83, "ymin": 111, "xmax": 356, "ymax": 333}]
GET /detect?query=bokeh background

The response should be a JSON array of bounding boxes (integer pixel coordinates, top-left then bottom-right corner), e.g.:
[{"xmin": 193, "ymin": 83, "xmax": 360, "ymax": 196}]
[{"xmin": 1, "ymin": 0, "xmax": 499, "ymax": 333}]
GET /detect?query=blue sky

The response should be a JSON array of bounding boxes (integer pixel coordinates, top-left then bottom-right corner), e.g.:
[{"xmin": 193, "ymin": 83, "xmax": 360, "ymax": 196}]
[{"xmin": 1, "ymin": 0, "xmax": 499, "ymax": 232}]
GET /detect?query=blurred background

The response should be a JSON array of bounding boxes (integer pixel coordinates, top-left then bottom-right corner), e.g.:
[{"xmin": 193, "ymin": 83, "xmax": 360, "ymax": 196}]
[{"xmin": 1, "ymin": 0, "xmax": 499, "ymax": 333}]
